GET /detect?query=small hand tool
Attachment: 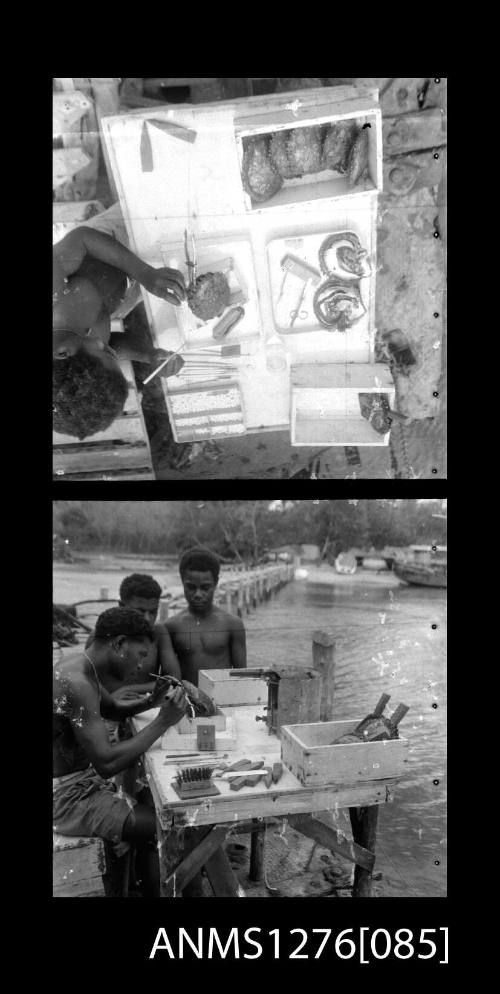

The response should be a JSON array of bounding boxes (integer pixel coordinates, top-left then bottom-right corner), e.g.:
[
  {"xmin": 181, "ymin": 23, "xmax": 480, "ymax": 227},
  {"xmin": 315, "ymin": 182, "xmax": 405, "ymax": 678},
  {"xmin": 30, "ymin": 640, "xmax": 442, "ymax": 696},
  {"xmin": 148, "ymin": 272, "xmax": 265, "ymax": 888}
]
[{"xmin": 184, "ymin": 229, "xmax": 197, "ymax": 289}]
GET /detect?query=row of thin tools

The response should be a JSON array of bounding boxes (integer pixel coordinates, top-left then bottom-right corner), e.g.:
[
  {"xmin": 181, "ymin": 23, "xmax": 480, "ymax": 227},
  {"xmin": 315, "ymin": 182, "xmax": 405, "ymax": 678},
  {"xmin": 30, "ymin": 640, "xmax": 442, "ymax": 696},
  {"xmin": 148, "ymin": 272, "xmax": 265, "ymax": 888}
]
[{"xmin": 178, "ymin": 347, "xmax": 239, "ymax": 382}]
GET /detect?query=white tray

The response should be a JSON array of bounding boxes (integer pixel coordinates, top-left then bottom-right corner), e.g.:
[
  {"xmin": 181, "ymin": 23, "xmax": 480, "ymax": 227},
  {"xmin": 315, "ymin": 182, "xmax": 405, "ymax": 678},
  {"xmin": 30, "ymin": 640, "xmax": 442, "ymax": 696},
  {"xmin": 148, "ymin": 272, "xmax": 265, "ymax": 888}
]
[
  {"xmin": 161, "ymin": 234, "xmax": 262, "ymax": 349},
  {"xmin": 267, "ymin": 224, "xmax": 374, "ymax": 337}
]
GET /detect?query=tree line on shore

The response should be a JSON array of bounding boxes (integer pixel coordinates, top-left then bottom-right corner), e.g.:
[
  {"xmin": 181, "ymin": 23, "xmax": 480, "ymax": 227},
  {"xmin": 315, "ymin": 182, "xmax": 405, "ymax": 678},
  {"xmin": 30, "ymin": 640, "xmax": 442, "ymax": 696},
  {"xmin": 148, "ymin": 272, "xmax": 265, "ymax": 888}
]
[{"xmin": 53, "ymin": 500, "xmax": 447, "ymax": 564}]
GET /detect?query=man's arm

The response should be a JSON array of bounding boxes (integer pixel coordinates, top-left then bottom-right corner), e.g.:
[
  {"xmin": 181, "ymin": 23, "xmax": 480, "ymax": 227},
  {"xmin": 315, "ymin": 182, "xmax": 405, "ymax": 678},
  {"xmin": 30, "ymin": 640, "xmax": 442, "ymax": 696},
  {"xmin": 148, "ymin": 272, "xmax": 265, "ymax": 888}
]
[
  {"xmin": 156, "ymin": 626, "xmax": 182, "ymax": 680},
  {"xmin": 99, "ymin": 684, "xmax": 154, "ymax": 720},
  {"xmin": 228, "ymin": 617, "xmax": 247, "ymax": 669},
  {"xmin": 53, "ymin": 227, "xmax": 186, "ymax": 303},
  {"xmin": 68, "ymin": 676, "xmax": 185, "ymax": 778}
]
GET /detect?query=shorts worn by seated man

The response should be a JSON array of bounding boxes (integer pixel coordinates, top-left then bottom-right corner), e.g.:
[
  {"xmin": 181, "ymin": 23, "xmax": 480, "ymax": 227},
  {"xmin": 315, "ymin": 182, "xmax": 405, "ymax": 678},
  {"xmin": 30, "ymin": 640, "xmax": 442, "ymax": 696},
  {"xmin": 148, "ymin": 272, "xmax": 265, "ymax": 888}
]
[{"xmin": 53, "ymin": 766, "xmax": 137, "ymax": 855}]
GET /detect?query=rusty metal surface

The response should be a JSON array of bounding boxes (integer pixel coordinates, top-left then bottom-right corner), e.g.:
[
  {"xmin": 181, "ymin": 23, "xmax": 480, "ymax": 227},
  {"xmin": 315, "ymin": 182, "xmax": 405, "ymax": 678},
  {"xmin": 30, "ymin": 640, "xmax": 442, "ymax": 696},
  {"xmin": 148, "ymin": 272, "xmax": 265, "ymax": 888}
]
[{"xmin": 384, "ymin": 108, "xmax": 447, "ymax": 156}]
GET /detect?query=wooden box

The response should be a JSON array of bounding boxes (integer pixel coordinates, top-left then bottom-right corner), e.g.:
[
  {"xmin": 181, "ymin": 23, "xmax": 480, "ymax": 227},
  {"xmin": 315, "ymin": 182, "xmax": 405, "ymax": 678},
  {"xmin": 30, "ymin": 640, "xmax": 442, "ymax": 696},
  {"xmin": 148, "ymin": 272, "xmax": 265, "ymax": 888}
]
[
  {"xmin": 198, "ymin": 668, "xmax": 268, "ymax": 707},
  {"xmin": 281, "ymin": 719, "xmax": 409, "ymax": 786},
  {"xmin": 234, "ymin": 89, "xmax": 383, "ymax": 214},
  {"xmin": 291, "ymin": 363, "xmax": 396, "ymax": 447},
  {"xmin": 177, "ymin": 707, "xmax": 227, "ymax": 734},
  {"xmin": 161, "ymin": 714, "xmax": 237, "ymax": 752}
]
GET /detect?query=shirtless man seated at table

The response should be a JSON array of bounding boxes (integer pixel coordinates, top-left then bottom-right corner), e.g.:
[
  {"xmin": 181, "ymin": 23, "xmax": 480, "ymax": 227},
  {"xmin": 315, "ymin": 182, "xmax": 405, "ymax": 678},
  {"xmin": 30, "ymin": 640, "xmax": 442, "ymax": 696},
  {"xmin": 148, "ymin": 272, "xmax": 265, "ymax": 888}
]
[
  {"xmin": 85, "ymin": 574, "xmax": 211, "ymax": 717},
  {"xmin": 53, "ymin": 607, "xmax": 187, "ymax": 896},
  {"xmin": 167, "ymin": 547, "xmax": 247, "ymax": 687}
]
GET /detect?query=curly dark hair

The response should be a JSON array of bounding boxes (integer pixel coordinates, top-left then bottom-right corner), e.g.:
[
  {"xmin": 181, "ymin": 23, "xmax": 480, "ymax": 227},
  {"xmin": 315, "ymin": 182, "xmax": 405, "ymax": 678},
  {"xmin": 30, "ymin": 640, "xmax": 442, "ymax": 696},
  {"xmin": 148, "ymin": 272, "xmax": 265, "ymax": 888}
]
[
  {"xmin": 94, "ymin": 607, "xmax": 154, "ymax": 641},
  {"xmin": 119, "ymin": 573, "xmax": 162, "ymax": 603},
  {"xmin": 53, "ymin": 350, "xmax": 129, "ymax": 440},
  {"xmin": 179, "ymin": 546, "xmax": 220, "ymax": 583}
]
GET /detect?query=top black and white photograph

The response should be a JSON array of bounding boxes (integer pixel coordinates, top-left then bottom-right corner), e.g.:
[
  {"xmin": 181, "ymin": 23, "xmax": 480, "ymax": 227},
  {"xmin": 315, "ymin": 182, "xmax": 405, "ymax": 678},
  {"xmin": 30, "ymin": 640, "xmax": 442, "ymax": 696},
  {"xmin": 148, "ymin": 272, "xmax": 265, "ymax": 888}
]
[{"xmin": 53, "ymin": 78, "xmax": 447, "ymax": 480}]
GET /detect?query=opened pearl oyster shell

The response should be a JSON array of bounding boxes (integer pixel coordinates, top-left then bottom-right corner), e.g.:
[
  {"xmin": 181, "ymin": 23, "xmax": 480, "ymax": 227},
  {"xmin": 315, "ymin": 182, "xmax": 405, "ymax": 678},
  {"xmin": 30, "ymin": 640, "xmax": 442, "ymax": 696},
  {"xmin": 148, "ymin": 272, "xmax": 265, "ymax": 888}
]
[
  {"xmin": 313, "ymin": 280, "xmax": 366, "ymax": 331},
  {"xmin": 187, "ymin": 272, "xmax": 230, "ymax": 321}
]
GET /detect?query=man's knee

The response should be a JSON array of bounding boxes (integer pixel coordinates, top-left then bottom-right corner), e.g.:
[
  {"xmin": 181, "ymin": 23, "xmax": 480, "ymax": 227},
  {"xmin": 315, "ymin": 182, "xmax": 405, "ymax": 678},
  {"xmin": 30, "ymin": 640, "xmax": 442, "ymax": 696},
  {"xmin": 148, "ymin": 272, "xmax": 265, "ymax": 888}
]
[{"xmin": 122, "ymin": 805, "xmax": 156, "ymax": 842}]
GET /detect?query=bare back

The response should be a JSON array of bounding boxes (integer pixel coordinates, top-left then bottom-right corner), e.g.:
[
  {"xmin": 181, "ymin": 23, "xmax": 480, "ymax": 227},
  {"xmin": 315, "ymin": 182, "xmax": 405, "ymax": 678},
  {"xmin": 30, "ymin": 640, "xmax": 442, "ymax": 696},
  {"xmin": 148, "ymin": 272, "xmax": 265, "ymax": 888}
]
[{"xmin": 53, "ymin": 653, "xmax": 101, "ymax": 777}]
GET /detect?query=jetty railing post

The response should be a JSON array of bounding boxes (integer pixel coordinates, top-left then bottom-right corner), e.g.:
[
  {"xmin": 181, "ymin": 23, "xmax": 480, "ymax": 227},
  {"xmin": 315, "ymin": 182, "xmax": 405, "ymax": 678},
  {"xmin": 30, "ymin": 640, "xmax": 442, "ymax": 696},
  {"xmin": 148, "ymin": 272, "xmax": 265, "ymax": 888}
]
[
  {"xmin": 158, "ymin": 600, "xmax": 169, "ymax": 623},
  {"xmin": 225, "ymin": 587, "xmax": 233, "ymax": 615},
  {"xmin": 100, "ymin": 587, "xmax": 109, "ymax": 600},
  {"xmin": 312, "ymin": 630, "xmax": 336, "ymax": 721}
]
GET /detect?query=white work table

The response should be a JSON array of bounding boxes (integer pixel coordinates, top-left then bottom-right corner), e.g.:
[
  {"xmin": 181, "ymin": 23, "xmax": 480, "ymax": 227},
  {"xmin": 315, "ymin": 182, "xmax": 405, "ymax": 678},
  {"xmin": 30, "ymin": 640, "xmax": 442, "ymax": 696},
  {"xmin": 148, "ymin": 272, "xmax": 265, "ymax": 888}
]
[
  {"xmin": 131, "ymin": 705, "xmax": 399, "ymax": 897},
  {"xmin": 100, "ymin": 87, "xmax": 395, "ymax": 447}
]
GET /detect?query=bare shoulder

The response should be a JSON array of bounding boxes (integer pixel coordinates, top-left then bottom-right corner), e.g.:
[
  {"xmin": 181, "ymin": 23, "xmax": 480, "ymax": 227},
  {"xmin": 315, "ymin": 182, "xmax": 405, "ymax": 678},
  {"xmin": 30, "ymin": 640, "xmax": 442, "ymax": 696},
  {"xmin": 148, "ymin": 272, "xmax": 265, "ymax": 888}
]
[
  {"xmin": 53, "ymin": 655, "xmax": 97, "ymax": 708},
  {"xmin": 154, "ymin": 623, "xmax": 174, "ymax": 643},
  {"xmin": 166, "ymin": 610, "xmax": 188, "ymax": 633},
  {"xmin": 215, "ymin": 608, "xmax": 245, "ymax": 633}
]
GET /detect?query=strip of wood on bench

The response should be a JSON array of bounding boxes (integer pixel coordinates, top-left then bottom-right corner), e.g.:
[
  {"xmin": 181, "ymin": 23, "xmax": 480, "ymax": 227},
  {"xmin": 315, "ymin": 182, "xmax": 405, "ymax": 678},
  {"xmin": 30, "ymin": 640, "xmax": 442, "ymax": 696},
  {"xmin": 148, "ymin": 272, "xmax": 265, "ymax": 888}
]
[
  {"xmin": 288, "ymin": 812, "xmax": 375, "ymax": 871},
  {"xmin": 162, "ymin": 826, "xmax": 229, "ymax": 896}
]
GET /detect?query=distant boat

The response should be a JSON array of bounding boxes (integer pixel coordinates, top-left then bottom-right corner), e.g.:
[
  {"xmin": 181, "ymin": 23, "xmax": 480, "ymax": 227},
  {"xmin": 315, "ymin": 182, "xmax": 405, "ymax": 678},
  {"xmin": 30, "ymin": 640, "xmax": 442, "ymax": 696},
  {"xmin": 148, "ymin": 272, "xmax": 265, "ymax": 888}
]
[
  {"xmin": 394, "ymin": 545, "xmax": 447, "ymax": 589},
  {"xmin": 362, "ymin": 557, "xmax": 389, "ymax": 572},
  {"xmin": 335, "ymin": 551, "xmax": 357, "ymax": 575}
]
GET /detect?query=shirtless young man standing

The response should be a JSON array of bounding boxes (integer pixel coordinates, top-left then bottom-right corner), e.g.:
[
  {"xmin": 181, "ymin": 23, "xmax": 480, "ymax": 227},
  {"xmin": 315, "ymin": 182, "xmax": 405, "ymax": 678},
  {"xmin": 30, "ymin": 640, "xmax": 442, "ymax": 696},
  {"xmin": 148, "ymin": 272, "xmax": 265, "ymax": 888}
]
[
  {"xmin": 167, "ymin": 548, "xmax": 247, "ymax": 687},
  {"xmin": 53, "ymin": 607, "xmax": 187, "ymax": 895}
]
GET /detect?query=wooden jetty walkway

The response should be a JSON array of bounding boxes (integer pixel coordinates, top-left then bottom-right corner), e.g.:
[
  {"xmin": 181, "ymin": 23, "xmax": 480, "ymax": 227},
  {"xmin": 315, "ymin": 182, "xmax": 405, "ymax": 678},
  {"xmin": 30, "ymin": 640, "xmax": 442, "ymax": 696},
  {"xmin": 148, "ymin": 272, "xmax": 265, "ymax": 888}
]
[{"xmin": 56, "ymin": 562, "xmax": 297, "ymax": 635}]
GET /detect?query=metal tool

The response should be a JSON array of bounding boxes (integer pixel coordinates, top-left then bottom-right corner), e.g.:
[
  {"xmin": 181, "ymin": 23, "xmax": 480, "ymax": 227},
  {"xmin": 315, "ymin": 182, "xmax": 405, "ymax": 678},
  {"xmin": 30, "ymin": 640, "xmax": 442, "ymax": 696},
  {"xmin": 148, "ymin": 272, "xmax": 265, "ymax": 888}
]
[
  {"xmin": 289, "ymin": 281, "xmax": 308, "ymax": 328},
  {"xmin": 184, "ymin": 229, "xmax": 197, "ymax": 288},
  {"xmin": 289, "ymin": 308, "xmax": 308, "ymax": 322},
  {"xmin": 212, "ymin": 306, "xmax": 245, "ymax": 341},
  {"xmin": 142, "ymin": 347, "xmax": 185, "ymax": 386},
  {"xmin": 230, "ymin": 666, "xmax": 321, "ymax": 735}
]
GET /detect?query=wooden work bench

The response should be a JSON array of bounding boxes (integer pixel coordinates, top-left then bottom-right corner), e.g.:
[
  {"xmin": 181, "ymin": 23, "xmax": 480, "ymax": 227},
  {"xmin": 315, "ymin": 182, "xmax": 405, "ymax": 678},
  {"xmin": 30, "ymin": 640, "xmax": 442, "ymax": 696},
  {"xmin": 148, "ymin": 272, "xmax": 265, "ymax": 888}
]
[{"xmin": 132, "ymin": 704, "xmax": 401, "ymax": 898}]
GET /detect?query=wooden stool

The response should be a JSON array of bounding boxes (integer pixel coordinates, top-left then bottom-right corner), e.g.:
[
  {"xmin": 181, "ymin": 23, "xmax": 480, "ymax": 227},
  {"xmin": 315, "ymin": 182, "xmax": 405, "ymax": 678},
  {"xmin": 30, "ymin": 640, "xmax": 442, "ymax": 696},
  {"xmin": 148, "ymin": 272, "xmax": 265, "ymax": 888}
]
[{"xmin": 53, "ymin": 833, "xmax": 106, "ymax": 897}]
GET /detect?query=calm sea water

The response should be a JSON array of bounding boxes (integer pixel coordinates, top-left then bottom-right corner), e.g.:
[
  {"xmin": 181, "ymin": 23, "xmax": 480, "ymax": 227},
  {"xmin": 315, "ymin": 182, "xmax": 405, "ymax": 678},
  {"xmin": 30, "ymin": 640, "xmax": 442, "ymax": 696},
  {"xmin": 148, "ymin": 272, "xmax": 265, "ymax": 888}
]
[{"xmin": 244, "ymin": 577, "xmax": 447, "ymax": 898}]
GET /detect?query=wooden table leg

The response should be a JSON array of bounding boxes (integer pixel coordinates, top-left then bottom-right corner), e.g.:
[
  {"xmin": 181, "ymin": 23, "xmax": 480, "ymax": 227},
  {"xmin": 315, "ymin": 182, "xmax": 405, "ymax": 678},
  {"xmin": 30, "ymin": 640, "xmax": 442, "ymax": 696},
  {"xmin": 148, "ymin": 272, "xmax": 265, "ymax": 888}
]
[
  {"xmin": 156, "ymin": 817, "xmax": 184, "ymax": 898},
  {"xmin": 249, "ymin": 821, "xmax": 265, "ymax": 882},
  {"xmin": 205, "ymin": 848, "xmax": 244, "ymax": 896},
  {"xmin": 349, "ymin": 805, "xmax": 379, "ymax": 897}
]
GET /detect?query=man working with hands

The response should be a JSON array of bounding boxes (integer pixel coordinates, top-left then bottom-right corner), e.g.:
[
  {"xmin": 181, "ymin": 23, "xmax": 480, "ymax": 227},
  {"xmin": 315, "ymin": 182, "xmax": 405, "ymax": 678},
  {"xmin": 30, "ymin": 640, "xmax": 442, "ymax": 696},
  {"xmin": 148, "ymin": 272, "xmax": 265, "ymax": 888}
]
[
  {"xmin": 53, "ymin": 607, "xmax": 187, "ymax": 896},
  {"xmin": 53, "ymin": 203, "xmax": 186, "ymax": 440}
]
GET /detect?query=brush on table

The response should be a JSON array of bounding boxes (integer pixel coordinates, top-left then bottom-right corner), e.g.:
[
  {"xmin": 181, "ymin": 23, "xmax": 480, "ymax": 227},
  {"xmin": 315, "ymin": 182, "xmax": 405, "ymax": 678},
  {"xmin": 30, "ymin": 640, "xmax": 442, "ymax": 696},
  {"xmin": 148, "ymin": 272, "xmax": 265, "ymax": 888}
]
[{"xmin": 172, "ymin": 764, "xmax": 221, "ymax": 799}]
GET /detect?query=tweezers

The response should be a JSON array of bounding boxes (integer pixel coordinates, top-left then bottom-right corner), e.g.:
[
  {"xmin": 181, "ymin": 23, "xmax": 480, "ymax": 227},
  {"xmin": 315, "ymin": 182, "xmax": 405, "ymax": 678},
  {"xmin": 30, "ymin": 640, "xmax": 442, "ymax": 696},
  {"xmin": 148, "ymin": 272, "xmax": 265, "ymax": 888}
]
[{"xmin": 184, "ymin": 229, "xmax": 197, "ymax": 288}]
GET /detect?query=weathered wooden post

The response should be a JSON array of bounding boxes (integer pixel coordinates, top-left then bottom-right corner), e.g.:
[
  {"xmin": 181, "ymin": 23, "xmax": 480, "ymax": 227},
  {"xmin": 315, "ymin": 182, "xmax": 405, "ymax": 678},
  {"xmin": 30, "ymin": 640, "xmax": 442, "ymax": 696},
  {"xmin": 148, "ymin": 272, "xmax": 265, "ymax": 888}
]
[
  {"xmin": 349, "ymin": 806, "xmax": 379, "ymax": 897},
  {"xmin": 249, "ymin": 819, "xmax": 265, "ymax": 881},
  {"xmin": 251, "ymin": 579, "xmax": 257, "ymax": 609},
  {"xmin": 312, "ymin": 630, "xmax": 336, "ymax": 721},
  {"xmin": 225, "ymin": 587, "xmax": 233, "ymax": 614},
  {"xmin": 237, "ymin": 581, "xmax": 244, "ymax": 618},
  {"xmin": 100, "ymin": 587, "xmax": 109, "ymax": 600}
]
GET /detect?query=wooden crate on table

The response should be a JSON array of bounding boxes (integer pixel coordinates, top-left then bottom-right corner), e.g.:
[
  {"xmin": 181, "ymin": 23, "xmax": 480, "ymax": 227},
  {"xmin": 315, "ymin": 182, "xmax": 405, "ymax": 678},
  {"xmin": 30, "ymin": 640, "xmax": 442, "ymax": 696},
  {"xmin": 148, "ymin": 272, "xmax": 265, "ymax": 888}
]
[
  {"xmin": 291, "ymin": 363, "xmax": 396, "ymax": 447},
  {"xmin": 198, "ymin": 669, "xmax": 268, "ymax": 707},
  {"xmin": 53, "ymin": 359, "xmax": 155, "ymax": 481},
  {"xmin": 281, "ymin": 719, "xmax": 409, "ymax": 786},
  {"xmin": 234, "ymin": 88, "xmax": 383, "ymax": 214}
]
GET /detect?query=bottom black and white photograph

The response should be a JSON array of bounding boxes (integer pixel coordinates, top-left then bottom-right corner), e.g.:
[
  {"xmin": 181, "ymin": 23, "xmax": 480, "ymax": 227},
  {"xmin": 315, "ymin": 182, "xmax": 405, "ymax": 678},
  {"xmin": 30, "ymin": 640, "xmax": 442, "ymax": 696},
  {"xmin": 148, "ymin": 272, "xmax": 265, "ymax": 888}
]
[{"xmin": 52, "ymin": 498, "xmax": 446, "ymax": 904}]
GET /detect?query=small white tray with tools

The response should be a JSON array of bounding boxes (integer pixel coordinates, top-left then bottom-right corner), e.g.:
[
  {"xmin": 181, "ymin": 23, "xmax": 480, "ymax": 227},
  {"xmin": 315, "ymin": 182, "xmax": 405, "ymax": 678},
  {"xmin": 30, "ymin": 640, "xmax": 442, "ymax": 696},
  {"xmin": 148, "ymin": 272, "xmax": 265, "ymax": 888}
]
[
  {"xmin": 266, "ymin": 217, "xmax": 375, "ymax": 339},
  {"xmin": 161, "ymin": 233, "xmax": 262, "ymax": 349}
]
